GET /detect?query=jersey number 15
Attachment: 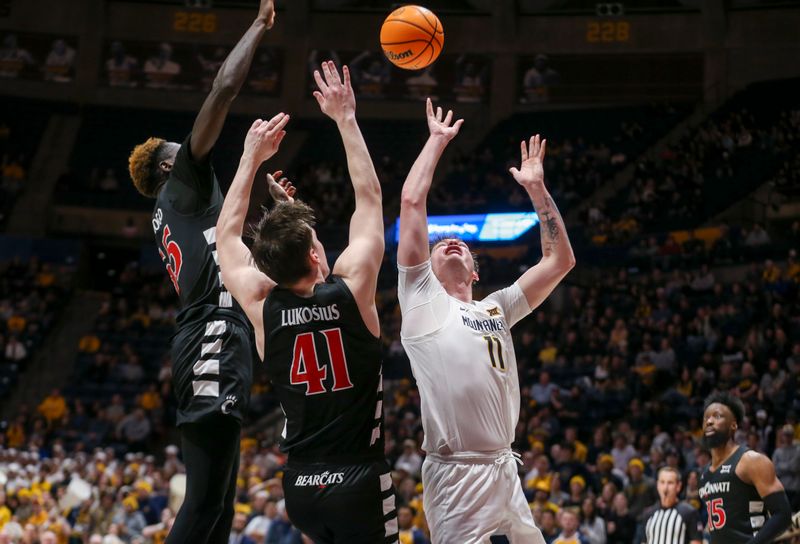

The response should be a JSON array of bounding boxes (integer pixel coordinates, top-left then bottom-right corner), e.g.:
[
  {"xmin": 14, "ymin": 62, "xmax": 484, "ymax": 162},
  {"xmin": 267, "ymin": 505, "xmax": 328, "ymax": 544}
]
[
  {"xmin": 290, "ymin": 328, "xmax": 354, "ymax": 395},
  {"xmin": 706, "ymin": 498, "xmax": 727, "ymax": 530}
]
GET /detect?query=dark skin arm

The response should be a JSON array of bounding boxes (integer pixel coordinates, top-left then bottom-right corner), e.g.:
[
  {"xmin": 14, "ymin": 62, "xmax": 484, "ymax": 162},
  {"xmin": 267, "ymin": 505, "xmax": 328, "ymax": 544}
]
[
  {"xmin": 737, "ymin": 450, "xmax": 785, "ymax": 497},
  {"xmin": 190, "ymin": 0, "xmax": 275, "ymax": 161}
]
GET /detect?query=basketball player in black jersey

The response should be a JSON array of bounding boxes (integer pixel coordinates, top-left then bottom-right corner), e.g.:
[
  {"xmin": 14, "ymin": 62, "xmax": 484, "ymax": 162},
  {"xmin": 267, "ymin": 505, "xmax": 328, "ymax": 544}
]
[
  {"xmin": 699, "ymin": 392, "xmax": 791, "ymax": 544},
  {"xmin": 216, "ymin": 61, "xmax": 398, "ymax": 543},
  {"xmin": 126, "ymin": 1, "xmax": 276, "ymax": 542}
]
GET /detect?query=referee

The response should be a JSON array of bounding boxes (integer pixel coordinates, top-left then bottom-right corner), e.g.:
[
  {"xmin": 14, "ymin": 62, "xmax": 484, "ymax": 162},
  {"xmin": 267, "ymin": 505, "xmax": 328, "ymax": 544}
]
[{"xmin": 640, "ymin": 467, "xmax": 701, "ymax": 544}]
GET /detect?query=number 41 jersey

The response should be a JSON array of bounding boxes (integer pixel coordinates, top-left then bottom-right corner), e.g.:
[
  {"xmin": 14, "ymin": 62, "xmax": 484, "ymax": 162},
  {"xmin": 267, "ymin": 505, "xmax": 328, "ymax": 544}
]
[{"xmin": 262, "ymin": 275, "xmax": 384, "ymax": 463}]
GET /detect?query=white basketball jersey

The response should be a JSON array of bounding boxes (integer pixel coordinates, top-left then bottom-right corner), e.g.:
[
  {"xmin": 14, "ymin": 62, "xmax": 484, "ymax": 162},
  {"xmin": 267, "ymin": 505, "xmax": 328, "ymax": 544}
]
[{"xmin": 398, "ymin": 260, "xmax": 532, "ymax": 454}]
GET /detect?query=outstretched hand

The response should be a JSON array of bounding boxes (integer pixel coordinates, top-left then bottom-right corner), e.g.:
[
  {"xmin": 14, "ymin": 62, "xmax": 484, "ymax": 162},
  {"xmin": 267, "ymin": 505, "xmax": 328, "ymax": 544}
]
[
  {"xmin": 258, "ymin": 0, "xmax": 276, "ymax": 28},
  {"xmin": 243, "ymin": 112, "xmax": 290, "ymax": 165},
  {"xmin": 509, "ymin": 134, "xmax": 546, "ymax": 188},
  {"xmin": 426, "ymin": 98, "xmax": 463, "ymax": 142},
  {"xmin": 267, "ymin": 170, "xmax": 296, "ymax": 203},
  {"xmin": 313, "ymin": 61, "xmax": 356, "ymax": 124}
]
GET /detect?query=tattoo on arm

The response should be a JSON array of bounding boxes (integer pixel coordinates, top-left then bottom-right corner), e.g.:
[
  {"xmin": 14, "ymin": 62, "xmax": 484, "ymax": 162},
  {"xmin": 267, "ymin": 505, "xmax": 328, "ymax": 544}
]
[{"xmin": 539, "ymin": 195, "xmax": 561, "ymax": 256}]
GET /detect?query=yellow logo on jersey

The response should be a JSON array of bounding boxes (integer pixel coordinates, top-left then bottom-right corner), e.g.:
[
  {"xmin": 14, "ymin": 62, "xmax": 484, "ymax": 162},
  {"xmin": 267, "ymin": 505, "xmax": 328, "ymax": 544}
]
[{"xmin": 487, "ymin": 307, "xmax": 500, "ymax": 316}]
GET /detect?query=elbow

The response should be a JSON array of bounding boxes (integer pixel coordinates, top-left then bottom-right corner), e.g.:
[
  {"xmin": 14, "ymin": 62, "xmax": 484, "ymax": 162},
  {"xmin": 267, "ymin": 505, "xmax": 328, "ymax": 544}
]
[
  {"xmin": 400, "ymin": 189, "xmax": 423, "ymax": 209},
  {"xmin": 210, "ymin": 78, "xmax": 239, "ymax": 103}
]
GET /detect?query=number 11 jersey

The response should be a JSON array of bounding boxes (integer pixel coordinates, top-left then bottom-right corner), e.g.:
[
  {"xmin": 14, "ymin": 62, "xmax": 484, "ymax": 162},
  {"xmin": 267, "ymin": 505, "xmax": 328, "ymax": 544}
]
[
  {"xmin": 262, "ymin": 275, "xmax": 385, "ymax": 463},
  {"xmin": 398, "ymin": 260, "xmax": 533, "ymax": 455}
]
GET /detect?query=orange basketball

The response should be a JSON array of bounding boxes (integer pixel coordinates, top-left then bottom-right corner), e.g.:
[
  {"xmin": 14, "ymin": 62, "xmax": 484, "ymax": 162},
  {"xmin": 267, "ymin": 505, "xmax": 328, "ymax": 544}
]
[{"xmin": 380, "ymin": 5, "xmax": 444, "ymax": 70}]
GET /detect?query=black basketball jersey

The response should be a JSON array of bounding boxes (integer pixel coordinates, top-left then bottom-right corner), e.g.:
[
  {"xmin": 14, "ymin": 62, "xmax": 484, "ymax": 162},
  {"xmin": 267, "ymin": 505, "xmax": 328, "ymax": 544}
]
[
  {"xmin": 700, "ymin": 446, "xmax": 766, "ymax": 543},
  {"xmin": 262, "ymin": 276, "xmax": 384, "ymax": 463},
  {"xmin": 152, "ymin": 133, "xmax": 244, "ymax": 327}
]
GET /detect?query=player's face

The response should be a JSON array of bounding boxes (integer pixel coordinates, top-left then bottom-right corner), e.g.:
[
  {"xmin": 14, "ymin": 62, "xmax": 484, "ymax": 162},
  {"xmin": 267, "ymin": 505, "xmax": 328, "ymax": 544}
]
[
  {"xmin": 430, "ymin": 238, "xmax": 476, "ymax": 281},
  {"xmin": 159, "ymin": 142, "xmax": 180, "ymax": 173},
  {"xmin": 657, "ymin": 472, "xmax": 681, "ymax": 505},
  {"xmin": 702, "ymin": 402, "xmax": 736, "ymax": 449}
]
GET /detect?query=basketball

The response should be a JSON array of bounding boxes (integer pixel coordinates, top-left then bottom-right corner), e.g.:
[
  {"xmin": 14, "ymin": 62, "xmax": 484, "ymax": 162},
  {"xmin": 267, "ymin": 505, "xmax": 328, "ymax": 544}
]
[{"xmin": 380, "ymin": 5, "xmax": 444, "ymax": 70}]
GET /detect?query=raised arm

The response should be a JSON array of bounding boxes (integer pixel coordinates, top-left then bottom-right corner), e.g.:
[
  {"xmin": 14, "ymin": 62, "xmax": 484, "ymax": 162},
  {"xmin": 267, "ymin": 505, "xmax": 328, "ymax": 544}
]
[
  {"xmin": 398, "ymin": 98, "xmax": 463, "ymax": 267},
  {"xmin": 312, "ymin": 60, "xmax": 382, "ymax": 336},
  {"xmin": 509, "ymin": 135, "xmax": 576, "ymax": 309},
  {"xmin": 216, "ymin": 113, "xmax": 289, "ymax": 357},
  {"xmin": 190, "ymin": 0, "xmax": 276, "ymax": 161}
]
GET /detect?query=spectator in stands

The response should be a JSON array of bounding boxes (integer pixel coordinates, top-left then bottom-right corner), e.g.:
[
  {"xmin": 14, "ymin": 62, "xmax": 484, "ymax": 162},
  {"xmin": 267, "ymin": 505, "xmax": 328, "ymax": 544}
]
[
  {"xmin": 538, "ymin": 509, "xmax": 559, "ymax": 543},
  {"xmin": 0, "ymin": 34, "xmax": 34, "ymax": 78},
  {"xmin": 454, "ymin": 54, "xmax": 488, "ymax": 103},
  {"xmin": 43, "ymin": 39, "xmax": 76, "ymax": 83},
  {"xmin": 229, "ymin": 511, "xmax": 256, "ymax": 544},
  {"xmin": 115, "ymin": 408, "xmax": 151, "ymax": 452},
  {"xmin": 624, "ymin": 458, "xmax": 657, "ymax": 520},
  {"xmin": 397, "ymin": 505, "xmax": 429, "ymax": 544},
  {"xmin": 579, "ymin": 497, "xmax": 605, "ymax": 544},
  {"xmin": 244, "ymin": 495, "xmax": 277, "ymax": 542},
  {"xmin": 605, "ymin": 492, "xmax": 635, "ymax": 544},
  {"xmin": 522, "ymin": 54, "xmax": 560, "ymax": 103},
  {"xmin": 1, "ymin": 154, "xmax": 25, "ymax": 192},
  {"xmin": 105, "ymin": 41, "xmax": 139, "ymax": 88},
  {"xmin": 143, "ymin": 42, "xmax": 181, "ymax": 90},
  {"xmin": 552, "ymin": 508, "xmax": 586, "ymax": 544},
  {"xmin": 395, "ymin": 439, "xmax": 423, "ymax": 479},
  {"xmin": 773, "ymin": 424, "xmax": 800, "ymax": 509},
  {"xmin": 4, "ymin": 334, "xmax": 27, "ymax": 362},
  {"xmin": 744, "ymin": 222, "xmax": 771, "ymax": 247},
  {"xmin": 112, "ymin": 495, "xmax": 146, "ymax": 543},
  {"xmin": 37, "ymin": 389, "xmax": 66, "ymax": 426},
  {"xmin": 405, "ymin": 66, "xmax": 438, "ymax": 101},
  {"xmin": 350, "ymin": 50, "xmax": 391, "ymax": 97}
]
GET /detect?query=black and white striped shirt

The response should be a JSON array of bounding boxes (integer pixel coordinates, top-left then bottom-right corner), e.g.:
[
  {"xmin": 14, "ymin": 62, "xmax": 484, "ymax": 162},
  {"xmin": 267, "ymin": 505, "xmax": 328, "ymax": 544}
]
[{"xmin": 642, "ymin": 501, "xmax": 701, "ymax": 544}]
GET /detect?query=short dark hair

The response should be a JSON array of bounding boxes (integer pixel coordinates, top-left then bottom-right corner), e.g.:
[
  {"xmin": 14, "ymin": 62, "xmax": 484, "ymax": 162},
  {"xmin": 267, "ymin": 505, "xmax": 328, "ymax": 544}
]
[
  {"xmin": 704, "ymin": 391, "xmax": 745, "ymax": 425},
  {"xmin": 429, "ymin": 235, "xmax": 479, "ymax": 275},
  {"xmin": 250, "ymin": 200, "xmax": 316, "ymax": 286},
  {"xmin": 128, "ymin": 137, "xmax": 169, "ymax": 198}
]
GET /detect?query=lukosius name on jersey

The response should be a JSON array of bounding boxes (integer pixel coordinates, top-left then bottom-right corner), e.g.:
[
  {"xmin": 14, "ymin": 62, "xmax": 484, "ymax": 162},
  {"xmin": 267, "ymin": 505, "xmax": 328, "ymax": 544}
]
[{"xmin": 280, "ymin": 304, "xmax": 340, "ymax": 327}]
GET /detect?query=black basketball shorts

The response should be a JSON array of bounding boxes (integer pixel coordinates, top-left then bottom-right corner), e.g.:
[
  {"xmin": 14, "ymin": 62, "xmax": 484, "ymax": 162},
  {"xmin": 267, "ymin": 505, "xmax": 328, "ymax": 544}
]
[
  {"xmin": 171, "ymin": 318, "xmax": 253, "ymax": 426},
  {"xmin": 283, "ymin": 459, "xmax": 399, "ymax": 544}
]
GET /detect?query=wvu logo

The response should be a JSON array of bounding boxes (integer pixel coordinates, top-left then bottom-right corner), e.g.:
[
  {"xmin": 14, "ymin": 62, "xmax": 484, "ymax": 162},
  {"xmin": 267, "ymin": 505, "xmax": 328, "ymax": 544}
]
[
  {"xmin": 487, "ymin": 307, "xmax": 501, "ymax": 317},
  {"xmin": 221, "ymin": 394, "xmax": 237, "ymax": 415}
]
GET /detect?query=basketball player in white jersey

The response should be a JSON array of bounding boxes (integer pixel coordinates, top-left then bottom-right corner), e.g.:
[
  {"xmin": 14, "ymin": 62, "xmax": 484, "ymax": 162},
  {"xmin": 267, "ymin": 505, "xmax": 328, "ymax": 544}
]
[{"xmin": 396, "ymin": 99, "xmax": 575, "ymax": 543}]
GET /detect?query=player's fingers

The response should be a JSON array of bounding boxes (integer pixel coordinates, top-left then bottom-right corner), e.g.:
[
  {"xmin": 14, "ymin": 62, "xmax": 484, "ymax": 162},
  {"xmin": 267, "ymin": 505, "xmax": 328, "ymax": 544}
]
[
  {"xmin": 312, "ymin": 91, "xmax": 324, "ymax": 107},
  {"xmin": 327, "ymin": 61, "xmax": 342, "ymax": 85},
  {"xmin": 271, "ymin": 170, "xmax": 283, "ymax": 180},
  {"xmin": 342, "ymin": 64, "xmax": 351, "ymax": 88},
  {"xmin": 520, "ymin": 140, "xmax": 528, "ymax": 162},
  {"xmin": 321, "ymin": 61, "xmax": 334, "ymax": 85},
  {"xmin": 266, "ymin": 172, "xmax": 276, "ymax": 184},
  {"xmin": 540, "ymin": 139, "xmax": 547, "ymax": 159},
  {"xmin": 275, "ymin": 130, "xmax": 286, "ymax": 146},
  {"xmin": 426, "ymin": 97, "xmax": 434, "ymax": 118},
  {"xmin": 454, "ymin": 119, "xmax": 465, "ymax": 131},
  {"xmin": 251, "ymin": 119, "xmax": 263, "ymax": 130},
  {"xmin": 436, "ymin": 106, "xmax": 442, "ymax": 122},
  {"xmin": 313, "ymin": 70, "xmax": 328, "ymax": 93},
  {"xmin": 264, "ymin": 112, "xmax": 284, "ymax": 131},
  {"xmin": 269, "ymin": 113, "xmax": 290, "ymax": 135},
  {"xmin": 530, "ymin": 135, "xmax": 537, "ymax": 156},
  {"xmin": 444, "ymin": 110, "xmax": 453, "ymax": 126},
  {"xmin": 509, "ymin": 167, "xmax": 520, "ymax": 178}
]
